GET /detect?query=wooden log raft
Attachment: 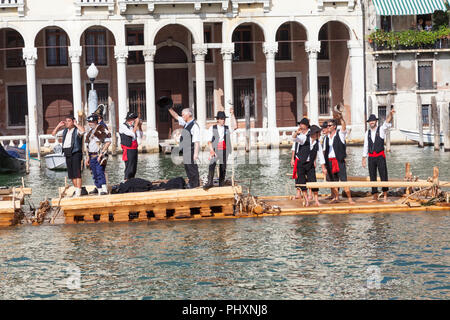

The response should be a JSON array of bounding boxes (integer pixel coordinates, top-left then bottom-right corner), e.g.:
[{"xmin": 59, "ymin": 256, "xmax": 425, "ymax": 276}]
[
  {"xmin": 51, "ymin": 186, "xmax": 242, "ymax": 224},
  {"xmin": 305, "ymin": 181, "xmax": 448, "ymax": 189},
  {"xmin": 0, "ymin": 187, "xmax": 32, "ymax": 227}
]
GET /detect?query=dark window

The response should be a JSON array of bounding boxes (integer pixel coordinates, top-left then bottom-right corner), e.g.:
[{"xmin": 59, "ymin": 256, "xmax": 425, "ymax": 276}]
[
  {"xmin": 318, "ymin": 76, "xmax": 330, "ymax": 116},
  {"xmin": 46, "ymin": 29, "xmax": 68, "ymax": 66},
  {"xmin": 8, "ymin": 85, "xmax": 28, "ymax": 126},
  {"xmin": 377, "ymin": 62, "xmax": 393, "ymax": 91},
  {"xmin": 126, "ymin": 28, "xmax": 144, "ymax": 65},
  {"xmin": 128, "ymin": 83, "xmax": 146, "ymax": 121},
  {"xmin": 85, "ymin": 29, "xmax": 107, "ymax": 66},
  {"xmin": 417, "ymin": 61, "xmax": 433, "ymax": 90},
  {"xmin": 378, "ymin": 106, "xmax": 387, "ymax": 123},
  {"xmin": 380, "ymin": 16, "xmax": 392, "ymax": 32},
  {"xmin": 421, "ymin": 105, "xmax": 430, "ymax": 127},
  {"xmin": 85, "ymin": 83, "xmax": 109, "ymax": 121},
  {"xmin": 318, "ymin": 24, "xmax": 329, "ymax": 60},
  {"xmin": 232, "ymin": 26, "xmax": 253, "ymax": 62},
  {"xmin": 233, "ymin": 79, "xmax": 255, "ymax": 119},
  {"xmin": 276, "ymin": 24, "xmax": 291, "ymax": 61},
  {"xmin": 204, "ymin": 26, "xmax": 213, "ymax": 63},
  {"xmin": 193, "ymin": 81, "xmax": 214, "ymax": 120},
  {"xmin": 5, "ymin": 30, "xmax": 25, "ymax": 68}
]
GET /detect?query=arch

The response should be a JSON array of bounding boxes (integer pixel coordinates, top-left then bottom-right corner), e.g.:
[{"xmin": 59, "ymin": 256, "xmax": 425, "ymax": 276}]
[
  {"xmin": 315, "ymin": 19, "xmax": 353, "ymax": 41},
  {"xmin": 0, "ymin": 25, "xmax": 27, "ymax": 45},
  {"xmin": 31, "ymin": 24, "xmax": 73, "ymax": 47},
  {"xmin": 33, "ymin": 26, "xmax": 71, "ymax": 47},
  {"xmin": 155, "ymin": 39, "xmax": 191, "ymax": 63},
  {"xmin": 150, "ymin": 21, "xmax": 201, "ymax": 45},
  {"xmin": 78, "ymin": 25, "xmax": 117, "ymax": 46},
  {"xmin": 228, "ymin": 19, "xmax": 268, "ymax": 43},
  {"xmin": 273, "ymin": 20, "xmax": 309, "ymax": 41}
]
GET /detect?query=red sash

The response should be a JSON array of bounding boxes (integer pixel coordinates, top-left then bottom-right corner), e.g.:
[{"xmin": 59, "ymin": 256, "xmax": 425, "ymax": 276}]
[
  {"xmin": 369, "ymin": 150, "xmax": 386, "ymax": 158},
  {"xmin": 329, "ymin": 157, "xmax": 340, "ymax": 174},
  {"xmin": 218, "ymin": 140, "xmax": 226, "ymax": 151},
  {"xmin": 292, "ymin": 158, "xmax": 299, "ymax": 179},
  {"xmin": 121, "ymin": 140, "xmax": 138, "ymax": 162}
]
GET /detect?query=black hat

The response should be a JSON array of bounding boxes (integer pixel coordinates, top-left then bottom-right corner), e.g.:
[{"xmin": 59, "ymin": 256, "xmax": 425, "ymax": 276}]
[
  {"xmin": 94, "ymin": 104, "xmax": 104, "ymax": 118},
  {"xmin": 367, "ymin": 114, "xmax": 378, "ymax": 122},
  {"xmin": 126, "ymin": 112, "xmax": 138, "ymax": 120},
  {"xmin": 297, "ymin": 117, "xmax": 310, "ymax": 127},
  {"xmin": 215, "ymin": 111, "xmax": 228, "ymax": 119},
  {"xmin": 321, "ymin": 121, "xmax": 328, "ymax": 129},
  {"xmin": 310, "ymin": 125, "xmax": 321, "ymax": 135},
  {"xmin": 87, "ymin": 114, "xmax": 99, "ymax": 122}
]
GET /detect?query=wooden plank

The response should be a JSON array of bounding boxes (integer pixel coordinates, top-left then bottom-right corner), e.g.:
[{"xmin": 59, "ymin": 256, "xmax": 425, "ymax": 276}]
[{"xmin": 306, "ymin": 181, "xmax": 435, "ymax": 189}]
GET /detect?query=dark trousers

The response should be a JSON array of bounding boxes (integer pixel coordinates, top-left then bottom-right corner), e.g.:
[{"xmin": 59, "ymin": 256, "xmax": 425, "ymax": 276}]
[
  {"xmin": 184, "ymin": 163, "xmax": 199, "ymax": 188},
  {"xmin": 326, "ymin": 160, "xmax": 348, "ymax": 182},
  {"xmin": 207, "ymin": 151, "xmax": 227, "ymax": 186},
  {"xmin": 297, "ymin": 162, "xmax": 318, "ymax": 192},
  {"xmin": 124, "ymin": 149, "xmax": 138, "ymax": 180},
  {"xmin": 89, "ymin": 156, "xmax": 106, "ymax": 188},
  {"xmin": 368, "ymin": 155, "xmax": 388, "ymax": 194},
  {"xmin": 65, "ymin": 150, "xmax": 82, "ymax": 180}
]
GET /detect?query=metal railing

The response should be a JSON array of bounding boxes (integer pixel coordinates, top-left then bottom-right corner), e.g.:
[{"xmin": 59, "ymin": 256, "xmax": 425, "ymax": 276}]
[
  {"xmin": 416, "ymin": 81, "xmax": 437, "ymax": 91},
  {"xmin": 376, "ymin": 82, "xmax": 397, "ymax": 92}
]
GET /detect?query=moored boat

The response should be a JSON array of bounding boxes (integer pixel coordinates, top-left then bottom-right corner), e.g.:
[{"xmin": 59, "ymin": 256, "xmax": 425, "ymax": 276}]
[
  {"xmin": 399, "ymin": 129, "xmax": 443, "ymax": 145},
  {"xmin": 0, "ymin": 144, "xmax": 26, "ymax": 174},
  {"xmin": 44, "ymin": 144, "xmax": 67, "ymax": 170}
]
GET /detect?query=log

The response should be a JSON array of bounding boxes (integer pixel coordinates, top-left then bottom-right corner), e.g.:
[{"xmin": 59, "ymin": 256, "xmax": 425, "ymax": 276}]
[
  {"xmin": 431, "ymin": 96, "xmax": 440, "ymax": 151},
  {"xmin": 306, "ymin": 181, "xmax": 437, "ymax": 189},
  {"xmin": 417, "ymin": 95, "xmax": 424, "ymax": 148}
]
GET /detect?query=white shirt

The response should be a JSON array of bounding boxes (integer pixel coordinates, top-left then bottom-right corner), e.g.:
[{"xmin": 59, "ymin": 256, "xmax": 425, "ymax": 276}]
[
  {"xmin": 119, "ymin": 123, "xmax": 142, "ymax": 140},
  {"xmin": 86, "ymin": 126, "xmax": 112, "ymax": 153},
  {"xmin": 61, "ymin": 128, "xmax": 83, "ymax": 149},
  {"xmin": 363, "ymin": 121, "xmax": 392, "ymax": 158},
  {"xmin": 327, "ymin": 129, "xmax": 347, "ymax": 159},
  {"xmin": 293, "ymin": 135, "xmax": 326, "ymax": 165},
  {"xmin": 178, "ymin": 116, "xmax": 200, "ymax": 143}
]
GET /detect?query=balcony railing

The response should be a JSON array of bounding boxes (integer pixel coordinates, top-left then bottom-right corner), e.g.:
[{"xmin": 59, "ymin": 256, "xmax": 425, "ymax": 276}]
[
  {"xmin": 376, "ymin": 83, "xmax": 396, "ymax": 92},
  {"xmin": 231, "ymin": 1, "xmax": 270, "ymax": 14},
  {"xmin": 317, "ymin": 0, "xmax": 355, "ymax": 12},
  {"xmin": 75, "ymin": 0, "xmax": 115, "ymax": 15},
  {"xmin": 417, "ymin": 81, "xmax": 437, "ymax": 91},
  {"xmin": 0, "ymin": 0, "xmax": 24, "ymax": 16},
  {"xmin": 118, "ymin": 0, "xmax": 230, "ymax": 13}
]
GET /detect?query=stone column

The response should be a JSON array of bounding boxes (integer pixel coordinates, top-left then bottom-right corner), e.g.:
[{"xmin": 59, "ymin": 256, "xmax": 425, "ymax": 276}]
[
  {"xmin": 69, "ymin": 46, "xmax": 83, "ymax": 119},
  {"xmin": 347, "ymin": 40, "xmax": 365, "ymax": 139},
  {"xmin": 263, "ymin": 42, "xmax": 279, "ymax": 146},
  {"xmin": 23, "ymin": 47, "xmax": 38, "ymax": 154},
  {"xmin": 114, "ymin": 46, "xmax": 129, "ymax": 124},
  {"xmin": 143, "ymin": 46, "xmax": 159, "ymax": 151},
  {"xmin": 305, "ymin": 41, "xmax": 320, "ymax": 126},
  {"xmin": 221, "ymin": 43, "xmax": 235, "ymax": 124},
  {"xmin": 193, "ymin": 44, "xmax": 208, "ymax": 134}
]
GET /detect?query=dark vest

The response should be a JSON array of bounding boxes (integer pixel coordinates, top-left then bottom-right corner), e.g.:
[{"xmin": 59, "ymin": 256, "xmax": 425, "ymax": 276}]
[
  {"xmin": 180, "ymin": 120, "xmax": 197, "ymax": 154},
  {"xmin": 368, "ymin": 126, "xmax": 384, "ymax": 154},
  {"xmin": 211, "ymin": 125, "xmax": 232, "ymax": 156},
  {"xmin": 62, "ymin": 128, "xmax": 82, "ymax": 155},
  {"xmin": 298, "ymin": 134, "xmax": 319, "ymax": 165},
  {"xmin": 120, "ymin": 123, "xmax": 134, "ymax": 147},
  {"xmin": 324, "ymin": 129, "xmax": 347, "ymax": 162}
]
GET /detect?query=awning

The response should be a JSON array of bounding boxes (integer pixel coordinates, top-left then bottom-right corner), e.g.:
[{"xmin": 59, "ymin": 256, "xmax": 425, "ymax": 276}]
[{"xmin": 373, "ymin": 0, "xmax": 447, "ymax": 16}]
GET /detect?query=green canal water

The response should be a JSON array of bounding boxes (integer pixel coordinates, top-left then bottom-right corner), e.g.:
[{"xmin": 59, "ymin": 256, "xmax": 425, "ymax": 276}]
[{"xmin": 0, "ymin": 145, "xmax": 449, "ymax": 299}]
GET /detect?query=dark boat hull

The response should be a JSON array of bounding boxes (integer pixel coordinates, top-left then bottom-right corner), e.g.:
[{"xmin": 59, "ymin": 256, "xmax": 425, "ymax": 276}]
[{"xmin": 0, "ymin": 144, "xmax": 26, "ymax": 174}]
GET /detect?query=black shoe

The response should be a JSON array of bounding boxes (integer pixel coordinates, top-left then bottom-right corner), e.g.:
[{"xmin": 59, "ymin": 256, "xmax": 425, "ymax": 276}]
[
  {"xmin": 203, "ymin": 182, "xmax": 214, "ymax": 190},
  {"xmin": 89, "ymin": 188, "xmax": 98, "ymax": 195},
  {"xmin": 80, "ymin": 187, "xmax": 88, "ymax": 196}
]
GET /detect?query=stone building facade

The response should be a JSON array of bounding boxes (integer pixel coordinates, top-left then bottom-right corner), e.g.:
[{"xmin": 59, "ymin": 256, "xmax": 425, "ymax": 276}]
[{"xmin": 0, "ymin": 0, "xmax": 366, "ymax": 153}]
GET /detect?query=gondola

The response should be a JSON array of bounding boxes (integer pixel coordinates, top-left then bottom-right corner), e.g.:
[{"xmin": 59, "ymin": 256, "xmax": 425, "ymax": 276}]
[{"xmin": 0, "ymin": 144, "xmax": 26, "ymax": 174}]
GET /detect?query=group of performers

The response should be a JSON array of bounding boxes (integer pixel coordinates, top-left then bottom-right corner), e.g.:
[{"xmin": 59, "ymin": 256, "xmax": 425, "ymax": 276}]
[
  {"xmin": 291, "ymin": 108, "xmax": 395, "ymax": 206},
  {"xmin": 53, "ymin": 101, "xmax": 236, "ymax": 197}
]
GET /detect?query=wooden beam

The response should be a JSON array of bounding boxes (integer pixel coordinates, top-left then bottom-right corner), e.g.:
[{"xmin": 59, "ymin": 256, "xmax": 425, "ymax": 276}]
[{"xmin": 306, "ymin": 181, "xmax": 436, "ymax": 189}]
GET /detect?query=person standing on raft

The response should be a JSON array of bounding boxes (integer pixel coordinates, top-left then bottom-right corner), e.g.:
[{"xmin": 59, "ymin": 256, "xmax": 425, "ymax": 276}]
[
  {"xmin": 362, "ymin": 109, "xmax": 395, "ymax": 202},
  {"xmin": 203, "ymin": 109, "xmax": 237, "ymax": 190},
  {"xmin": 119, "ymin": 112, "xmax": 142, "ymax": 181},
  {"xmin": 292, "ymin": 125, "xmax": 328, "ymax": 207},
  {"xmin": 52, "ymin": 115, "xmax": 85, "ymax": 197},
  {"xmin": 85, "ymin": 114, "xmax": 111, "ymax": 195},
  {"xmin": 291, "ymin": 118, "xmax": 311, "ymax": 200},
  {"xmin": 324, "ymin": 114, "xmax": 354, "ymax": 204}
]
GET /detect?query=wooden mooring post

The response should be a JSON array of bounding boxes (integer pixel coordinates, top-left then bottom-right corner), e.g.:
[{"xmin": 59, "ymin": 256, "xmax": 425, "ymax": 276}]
[
  {"xmin": 109, "ymin": 101, "xmax": 117, "ymax": 156},
  {"xmin": 417, "ymin": 94, "xmax": 424, "ymax": 148},
  {"xmin": 25, "ymin": 115, "xmax": 30, "ymax": 174},
  {"xmin": 386, "ymin": 95, "xmax": 392, "ymax": 152},
  {"xmin": 431, "ymin": 96, "xmax": 440, "ymax": 151},
  {"xmin": 443, "ymin": 102, "xmax": 450, "ymax": 152}
]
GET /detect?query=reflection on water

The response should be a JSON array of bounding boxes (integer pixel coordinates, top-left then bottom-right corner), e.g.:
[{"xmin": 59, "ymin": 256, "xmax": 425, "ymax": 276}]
[{"xmin": 0, "ymin": 145, "xmax": 449, "ymax": 299}]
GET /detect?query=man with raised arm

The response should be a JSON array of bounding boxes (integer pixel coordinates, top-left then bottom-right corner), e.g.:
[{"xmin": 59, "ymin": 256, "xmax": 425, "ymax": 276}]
[
  {"xmin": 362, "ymin": 109, "xmax": 395, "ymax": 202},
  {"xmin": 119, "ymin": 112, "xmax": 142, "ymax": 181}
]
